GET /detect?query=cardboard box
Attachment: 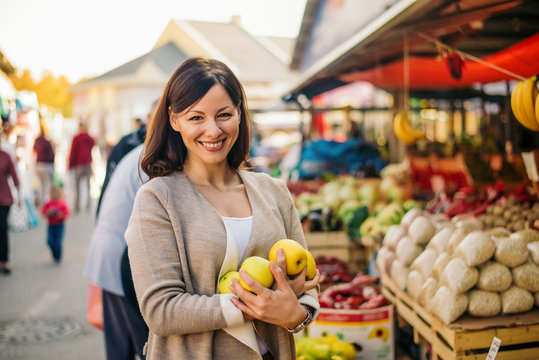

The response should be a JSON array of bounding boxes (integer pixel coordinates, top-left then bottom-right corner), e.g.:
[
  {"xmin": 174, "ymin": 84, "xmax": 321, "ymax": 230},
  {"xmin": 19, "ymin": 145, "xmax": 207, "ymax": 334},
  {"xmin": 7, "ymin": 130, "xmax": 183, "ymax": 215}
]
[{"xmin": 308, "ymin": 305, "xmax": 395, "ymax": 360}]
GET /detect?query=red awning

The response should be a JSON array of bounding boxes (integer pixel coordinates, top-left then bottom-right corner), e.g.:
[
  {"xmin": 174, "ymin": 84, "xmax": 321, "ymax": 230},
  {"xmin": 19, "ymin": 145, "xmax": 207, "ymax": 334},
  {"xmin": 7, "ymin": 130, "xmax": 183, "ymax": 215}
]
[{"xmin": 338, "ymin": 33, "xmax": 539, "ymax": 90}]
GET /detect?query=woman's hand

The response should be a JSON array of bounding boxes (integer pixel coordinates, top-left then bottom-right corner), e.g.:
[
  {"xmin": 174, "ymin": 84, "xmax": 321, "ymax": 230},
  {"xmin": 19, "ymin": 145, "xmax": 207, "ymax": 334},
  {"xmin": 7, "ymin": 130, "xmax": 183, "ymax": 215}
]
[
  {"xmin": 229, "ymin": 261, "xmax": 308, "ymax": 329},
  {"xmin": 273, "ymin": 247, "xmax": 320, "ymax": 297}
]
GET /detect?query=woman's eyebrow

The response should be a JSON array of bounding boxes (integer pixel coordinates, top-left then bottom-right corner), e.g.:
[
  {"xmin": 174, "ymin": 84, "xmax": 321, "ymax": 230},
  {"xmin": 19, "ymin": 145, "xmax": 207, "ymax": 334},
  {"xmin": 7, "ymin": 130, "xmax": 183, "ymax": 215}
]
[{"xmin": 183, "ymin": 106, "xmax": 232, "ymax": 115}]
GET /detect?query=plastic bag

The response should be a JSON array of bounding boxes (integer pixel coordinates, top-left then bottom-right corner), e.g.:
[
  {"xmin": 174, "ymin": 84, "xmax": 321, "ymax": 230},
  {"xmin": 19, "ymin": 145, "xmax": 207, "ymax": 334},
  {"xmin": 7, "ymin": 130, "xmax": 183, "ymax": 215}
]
[
  {"xmin": 495, "ymin": 237, "xmax": 528, "ymax": 268},
  {"xmin": 430, "ymin": 286, "xmax": 468, "ymax": 324},
  {"xmin": 527, "ymin": 241, "xmax": 539, "ymax": 265},
  {"xmin": 8, "ymin": 202, "xmax": 30, "ymax": 232},
  {"xmin": 410, "ymin": 248, "xmax": 437, "ymax": 279},
  {"xmin": 501, "ymin": 286, "xmax": 534, "ymax": 314},
  {"xmin": 512, "ymin": 262, "xmax": 539, "ymax": 292},
  {"xmin": 418, "ymin": 277, "xmax": 438, "ymax": 308},
  {"xmin": 477, "ymin": 261, "xmax": 512, "ymax": 292},
  {"xmin": 440, "ymin": 258, "xmax": 478, "ymax": 294},
  {"xmin": 454, "ymin": 231, "xmax": 495, "ymax": 266},
  {"xmin": 406, "ymin": 270, "xmax": 424, "ymax": 300},
  {"xmin": 468, "ymin": 290, "xmax": 500, "ymax": 317}
]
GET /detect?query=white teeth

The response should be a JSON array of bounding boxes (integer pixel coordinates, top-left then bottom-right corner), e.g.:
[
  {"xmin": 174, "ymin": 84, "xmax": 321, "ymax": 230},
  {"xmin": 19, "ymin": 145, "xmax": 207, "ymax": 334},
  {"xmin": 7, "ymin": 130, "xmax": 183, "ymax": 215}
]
[{"xmin": 201, "ymin": 141, "xmax": 223, "ymax": 148}]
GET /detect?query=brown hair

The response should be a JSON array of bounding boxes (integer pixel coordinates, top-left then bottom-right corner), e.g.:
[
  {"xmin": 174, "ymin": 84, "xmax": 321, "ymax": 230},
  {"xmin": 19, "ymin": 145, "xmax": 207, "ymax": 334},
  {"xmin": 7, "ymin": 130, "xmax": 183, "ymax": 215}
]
[{"xmin": 141, "ymin": 57, "xmax": 251, "ymax": 179}]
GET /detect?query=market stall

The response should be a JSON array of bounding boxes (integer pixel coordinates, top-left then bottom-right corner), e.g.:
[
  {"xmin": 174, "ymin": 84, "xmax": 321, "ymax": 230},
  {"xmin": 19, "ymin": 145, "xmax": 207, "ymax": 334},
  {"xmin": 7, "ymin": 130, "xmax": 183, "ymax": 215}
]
[{"xmin": 286, "ymin": 1, "xmax": 539, "ymax": 359}]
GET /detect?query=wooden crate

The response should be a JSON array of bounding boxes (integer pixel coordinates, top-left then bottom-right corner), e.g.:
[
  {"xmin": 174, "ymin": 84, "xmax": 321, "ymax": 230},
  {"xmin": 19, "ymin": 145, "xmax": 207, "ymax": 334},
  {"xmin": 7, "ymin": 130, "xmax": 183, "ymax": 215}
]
[
  {"xmin": 381, "ymin": 274, "xmax": 539, "ymax": 360},
  {"xmin": 304, "ymin": 231, "xmax": 366, "ymax": 272}
]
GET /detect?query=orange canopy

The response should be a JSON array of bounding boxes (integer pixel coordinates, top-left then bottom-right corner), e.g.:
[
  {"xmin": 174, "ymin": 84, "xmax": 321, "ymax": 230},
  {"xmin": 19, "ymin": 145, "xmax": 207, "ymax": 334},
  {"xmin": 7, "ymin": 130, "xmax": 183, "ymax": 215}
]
[{"xmin": 338, "ymin": 33, "xmax": 539, "ymax": 90}]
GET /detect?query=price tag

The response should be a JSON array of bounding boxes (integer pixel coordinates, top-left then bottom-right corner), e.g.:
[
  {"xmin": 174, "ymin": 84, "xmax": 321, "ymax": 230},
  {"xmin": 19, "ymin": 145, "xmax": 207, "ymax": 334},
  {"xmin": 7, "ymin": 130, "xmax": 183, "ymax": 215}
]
[
  {"xmin": 485, "ymin": 337, "xmax": 501, "ymax": 360},
  {"xmin": 522, "ymin": 152, "xmax": 539, "ymax": 182}
]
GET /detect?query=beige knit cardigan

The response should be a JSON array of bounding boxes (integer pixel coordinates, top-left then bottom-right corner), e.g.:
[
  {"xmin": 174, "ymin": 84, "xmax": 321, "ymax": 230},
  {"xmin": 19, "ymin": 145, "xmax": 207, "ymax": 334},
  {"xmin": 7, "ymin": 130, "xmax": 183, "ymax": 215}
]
[{"xmin": 125, "ymin": 170, "xmax": 319, "ymax": 359}]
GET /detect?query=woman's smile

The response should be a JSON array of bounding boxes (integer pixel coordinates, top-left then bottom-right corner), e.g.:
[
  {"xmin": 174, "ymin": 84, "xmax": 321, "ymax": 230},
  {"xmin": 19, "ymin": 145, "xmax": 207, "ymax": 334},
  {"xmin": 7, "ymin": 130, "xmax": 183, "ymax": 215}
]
[{"xmin": 200, "ymin": 139, "xmax": 225, "ymax": 151}]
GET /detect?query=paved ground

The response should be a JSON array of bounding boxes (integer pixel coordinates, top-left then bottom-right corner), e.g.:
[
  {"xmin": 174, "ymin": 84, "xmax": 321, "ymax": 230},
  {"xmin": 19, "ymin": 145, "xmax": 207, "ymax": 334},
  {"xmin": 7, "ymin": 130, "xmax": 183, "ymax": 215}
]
[{"xmin": 0, "ymin": 202, "xmax": 106, "ymax": 360}]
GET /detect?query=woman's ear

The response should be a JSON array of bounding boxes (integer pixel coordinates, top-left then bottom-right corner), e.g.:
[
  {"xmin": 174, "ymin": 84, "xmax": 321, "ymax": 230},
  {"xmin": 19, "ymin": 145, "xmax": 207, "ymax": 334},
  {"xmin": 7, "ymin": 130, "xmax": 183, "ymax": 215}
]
[{"xmin": 169, "ymin": 107, "xmax": 180, "ymax": 132}]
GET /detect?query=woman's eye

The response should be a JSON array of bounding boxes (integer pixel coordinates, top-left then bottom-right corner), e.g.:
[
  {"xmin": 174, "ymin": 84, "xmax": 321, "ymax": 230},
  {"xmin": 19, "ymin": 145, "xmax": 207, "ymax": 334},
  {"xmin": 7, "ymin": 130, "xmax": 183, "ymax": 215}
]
[
  {"xmin": 189, "ymin": 115, "xmax": 203, "ymax": 121},
  {"xmin": 218, "ymin": 113, "xmax": 232, "ymax": 118}
]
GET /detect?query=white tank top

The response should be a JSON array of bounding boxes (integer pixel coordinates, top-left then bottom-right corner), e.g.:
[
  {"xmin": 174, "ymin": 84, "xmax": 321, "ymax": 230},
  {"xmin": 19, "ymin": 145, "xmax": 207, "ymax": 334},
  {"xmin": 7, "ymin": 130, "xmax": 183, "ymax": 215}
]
[
  {"xmin": 221, "ymin": 216, "xmax": 253, "ymax": 259},
  {"xmin": 221, "ymin": 215, "xmax": 269, "ymax": 355}
]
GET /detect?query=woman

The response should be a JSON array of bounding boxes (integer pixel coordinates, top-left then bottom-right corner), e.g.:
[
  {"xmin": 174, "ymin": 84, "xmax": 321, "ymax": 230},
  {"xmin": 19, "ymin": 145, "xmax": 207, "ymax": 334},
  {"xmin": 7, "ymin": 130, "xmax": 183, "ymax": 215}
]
[
  {"xmin": 0, "ymin": 145, "xmax": 20, "ymax": 274},
  {"xmin": 125, "ymin": 57, "xmax": 319, "ymax": 359}
]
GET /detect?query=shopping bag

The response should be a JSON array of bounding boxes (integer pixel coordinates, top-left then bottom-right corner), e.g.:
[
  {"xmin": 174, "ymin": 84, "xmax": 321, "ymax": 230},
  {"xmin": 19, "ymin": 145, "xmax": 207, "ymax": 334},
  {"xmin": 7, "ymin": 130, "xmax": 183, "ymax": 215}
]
[
  {"xmin": 24, "ymin": 196, "xmax": 40, "ymax": 228},
  {"xmin": 8, "ymin": 203, "xmax": 30, "ymax": 232},
  {"xmin": 87, "ymin": 283, "xmax": 104, "ymax": 331}
]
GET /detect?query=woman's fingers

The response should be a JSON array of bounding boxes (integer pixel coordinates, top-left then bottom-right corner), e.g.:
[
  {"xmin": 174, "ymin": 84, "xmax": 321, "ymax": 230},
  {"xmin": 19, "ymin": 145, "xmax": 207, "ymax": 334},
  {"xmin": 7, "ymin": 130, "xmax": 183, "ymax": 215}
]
[
  {"xmin": 235, "ymin": 270, "xmax": 268, "ymax": 297},
  {"xmin": 275, "ymin": 247, "xmax": 287, "ymax": 274},
  {"xmin": 269, "ymin": 260, "xmax": 291, "ymax": 289},
  {"xmin": 287, "ymin": 266, "xmax": 307, "ymax": 297},
  {"xmin": 229, "ymin": 296, "xmax": 256, "ymax": 320},
  {"xmin": 304, "ymin": 269, "xmax": 321, "ymax": 292}
]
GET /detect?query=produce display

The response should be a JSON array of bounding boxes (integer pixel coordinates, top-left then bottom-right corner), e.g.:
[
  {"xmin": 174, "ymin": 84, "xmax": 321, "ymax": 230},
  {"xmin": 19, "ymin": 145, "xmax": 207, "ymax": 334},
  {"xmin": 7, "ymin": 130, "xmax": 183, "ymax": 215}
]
[
  {"xmin": 316, "ymin": 255, "xmax": 354, "ymax": 285},
  {"xmin": 359, "ymin": 200, "xmax": 421, "ymax": 245},
  {"xmin": 296, "ymin": 334, "xmax": 356, "ymax": 360},
  {"xmin": 290, "ymin": 174, "xmax": 417, "ymax": 245},
  {"xmin": 309, "ymin": 253, "xmax": 389, "ymax": 311},
  {"xmin": 425, "ymin": 183, "xmax": 539, "ymax": 231},
  {"xmin": 377, "ymin": 203, "xmax": 539, "ymax": 324},
  {"xmin": 288, "ymin": 175, "xmax": 409, "ymax": 240},
  {"xmin": 318, "ymin": 273, "xmax": 388, "ymax": 311}
]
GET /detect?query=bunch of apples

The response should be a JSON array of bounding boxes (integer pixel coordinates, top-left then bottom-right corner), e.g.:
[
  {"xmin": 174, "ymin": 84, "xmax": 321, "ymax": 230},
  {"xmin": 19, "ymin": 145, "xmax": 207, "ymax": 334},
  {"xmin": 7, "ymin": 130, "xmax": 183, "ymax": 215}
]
[{"xmin": 219, "ymin": 239, "xmax": 317, "ymax": 293}]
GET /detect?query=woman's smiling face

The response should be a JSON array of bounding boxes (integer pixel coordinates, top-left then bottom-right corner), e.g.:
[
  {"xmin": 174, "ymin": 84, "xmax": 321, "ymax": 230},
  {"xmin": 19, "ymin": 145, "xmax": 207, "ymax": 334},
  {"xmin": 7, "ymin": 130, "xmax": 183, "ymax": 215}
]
[{"xmin": 169, "ymin": 84, "xmax": 241, "ymax": 167}]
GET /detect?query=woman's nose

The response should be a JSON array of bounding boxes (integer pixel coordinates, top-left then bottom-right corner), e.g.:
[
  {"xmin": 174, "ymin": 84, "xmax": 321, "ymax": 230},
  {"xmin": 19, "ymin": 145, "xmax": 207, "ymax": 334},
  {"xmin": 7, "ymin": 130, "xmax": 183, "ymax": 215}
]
[{"xmin": 204, "ymin": 118, "xmax": 223, "ymax": 136}]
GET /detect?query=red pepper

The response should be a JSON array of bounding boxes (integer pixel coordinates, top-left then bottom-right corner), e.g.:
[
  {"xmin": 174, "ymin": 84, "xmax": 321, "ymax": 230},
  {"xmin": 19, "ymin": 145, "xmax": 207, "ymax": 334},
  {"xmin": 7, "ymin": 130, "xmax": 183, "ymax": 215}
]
[
  {"xmin": 443, "ymin": 199, "xmax": 467, "ymax": 217},
  {"xmin": 346, "ymin": 296, "xmax": 364, "ymax": 309},
  {"xmin": 351, "ymin": 273, "xmax": 379, "ymax": 287},
  {"xmin": 359, "ymin": 294, "xmax": 388, "ymax": 309},
  {"xmin": 361, "ymin": 285, "xmax": 381, "ymax": 300},
  {"xmin": 318, "ymin": 293, "xmax": 334, "ymax": 308},
  {"xmin": 468, "ymin": 203, "xmax": 489, "ymax": 216}
]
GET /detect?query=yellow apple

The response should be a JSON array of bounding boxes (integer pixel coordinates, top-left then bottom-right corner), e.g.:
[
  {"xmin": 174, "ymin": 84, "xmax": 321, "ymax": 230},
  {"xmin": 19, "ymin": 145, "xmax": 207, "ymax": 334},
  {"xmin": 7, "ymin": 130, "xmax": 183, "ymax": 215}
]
[
  {"xmin": 239, "ymin": 256, "xmax": 274, "ymax": 292},
  {"xmin": 218, "ymin": 271, "xmax": 240, "ymax": 294},
  {"xmin": 305, "ymin": 250, "xmax": 316, "ymax": 280},
  {"xmin": 268, "ymin": 239, "xmax": 307, "ymax": 276}
]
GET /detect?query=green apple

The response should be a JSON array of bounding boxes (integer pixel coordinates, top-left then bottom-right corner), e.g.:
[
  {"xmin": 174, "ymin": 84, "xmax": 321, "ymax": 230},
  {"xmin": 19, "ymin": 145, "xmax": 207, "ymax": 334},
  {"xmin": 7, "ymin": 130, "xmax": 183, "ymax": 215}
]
[
  {"xmin": 268, "ymin": 239, "xmax": 307, "ymax": 276},
  {"xmin": 239, "ymin": 256, "xmax": 274, "ymax": 292},
  {"xmin": 305, "ymin": 250, "xmax": 316, "ymax": 280},
  {"xmin": 218, "ymin": 271, "xmax": 240, "ymax": 294}
]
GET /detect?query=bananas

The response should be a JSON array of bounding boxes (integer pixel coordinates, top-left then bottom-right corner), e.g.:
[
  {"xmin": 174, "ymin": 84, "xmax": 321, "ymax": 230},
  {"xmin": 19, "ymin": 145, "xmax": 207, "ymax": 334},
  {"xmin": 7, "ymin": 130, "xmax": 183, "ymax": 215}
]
[
  {"xmin": 393, "ymin": 111, "xmax": 426, "ymax": 145},
  {"xmin": 510, "ymin": 76, "xmax": 539, "ymax": 132}
]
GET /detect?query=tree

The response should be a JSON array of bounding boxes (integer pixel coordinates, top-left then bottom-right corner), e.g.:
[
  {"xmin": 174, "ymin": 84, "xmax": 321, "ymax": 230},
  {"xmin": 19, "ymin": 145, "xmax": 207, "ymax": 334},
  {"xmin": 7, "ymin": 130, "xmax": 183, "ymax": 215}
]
[
  {"xmin": 0, "ymin": 50, "xmax": 16, "ymax": 75},
  {"xmin": 9, "ymin": 69, "xmax": 73, "ymax": 117},
  {"xmin": 10, "ymin": 69, "xmax": 36, "ymax": 91}
]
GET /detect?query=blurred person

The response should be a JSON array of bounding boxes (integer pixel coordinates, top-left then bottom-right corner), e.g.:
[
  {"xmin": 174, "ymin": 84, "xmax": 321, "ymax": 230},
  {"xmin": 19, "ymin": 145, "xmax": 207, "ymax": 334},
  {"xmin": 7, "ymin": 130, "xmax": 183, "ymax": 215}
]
[
  {"xmin": 33, "ymin": 124, "xmax": 55, "ymax": 208},
  {"xmin": 41, "ymin": 185, "xmax": 70, "ymax": 263},
  {"xmin": 0, "ymin": 143, "xmax": 20, "ymax": 275},
  {"xmin": 125, "ymin": 57, "xmax": 319, "ymax": 359},
  {"xmin": 84, "ymin": 101, "xmax": 157, "ymax": 360},
  {"xmin": 84, "ymin": 144, "xmax": 149, "ymax": 360},
  {"xmin": 68, "ymin": 122, "xmax": 95, "ymax": 213},
  {"xmin": 134, "ymin": 118, "xmax": 143, "ymax": 130},
  {"xmin": 96, "ymin": 100, "xmax": 158, "ymax": 216}
]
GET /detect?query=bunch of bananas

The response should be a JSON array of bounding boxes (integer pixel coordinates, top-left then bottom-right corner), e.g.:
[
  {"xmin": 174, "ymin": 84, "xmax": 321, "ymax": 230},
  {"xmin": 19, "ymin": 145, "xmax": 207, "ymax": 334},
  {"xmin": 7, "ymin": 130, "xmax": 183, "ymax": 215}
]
[
  {"xmin": 392, "ymin": 111, "xmax": 426, "ymax": 145},
  {"xmin": 511, "ymin": 76, "xmax": 539, "ymax": 131}
]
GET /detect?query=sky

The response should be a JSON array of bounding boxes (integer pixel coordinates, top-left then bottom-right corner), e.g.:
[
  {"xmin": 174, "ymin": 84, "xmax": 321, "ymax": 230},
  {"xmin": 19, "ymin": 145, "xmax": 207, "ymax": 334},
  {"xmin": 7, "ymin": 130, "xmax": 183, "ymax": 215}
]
[{"xmin": 0, "ymin": 0, "xmax": 307, "ymax": 83}]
